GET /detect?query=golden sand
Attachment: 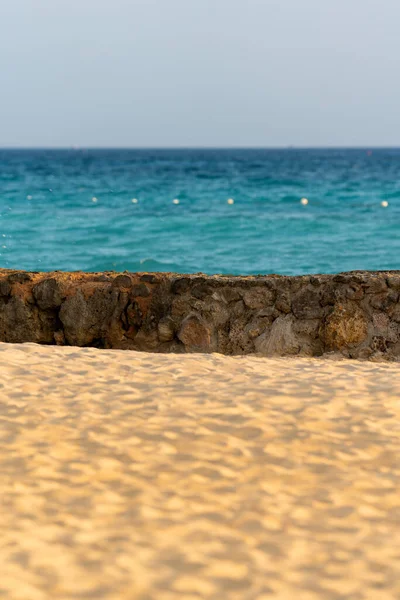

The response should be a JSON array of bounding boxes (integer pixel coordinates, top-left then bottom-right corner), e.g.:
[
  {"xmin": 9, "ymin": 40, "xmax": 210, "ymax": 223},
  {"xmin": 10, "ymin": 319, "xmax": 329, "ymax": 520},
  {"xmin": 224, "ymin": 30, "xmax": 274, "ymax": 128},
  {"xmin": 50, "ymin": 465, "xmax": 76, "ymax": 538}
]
[{"xmin": 1, "ymin": 342, "xmax": 400, "ymax": 599}]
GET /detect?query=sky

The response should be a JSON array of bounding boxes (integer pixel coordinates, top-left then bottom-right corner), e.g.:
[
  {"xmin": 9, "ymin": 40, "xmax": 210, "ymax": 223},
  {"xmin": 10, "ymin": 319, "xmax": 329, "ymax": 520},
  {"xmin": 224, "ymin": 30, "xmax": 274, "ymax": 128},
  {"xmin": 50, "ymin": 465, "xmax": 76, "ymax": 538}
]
[{"xmin": 1, "ymin": 0, "xmax": 399, "ymax": 147}]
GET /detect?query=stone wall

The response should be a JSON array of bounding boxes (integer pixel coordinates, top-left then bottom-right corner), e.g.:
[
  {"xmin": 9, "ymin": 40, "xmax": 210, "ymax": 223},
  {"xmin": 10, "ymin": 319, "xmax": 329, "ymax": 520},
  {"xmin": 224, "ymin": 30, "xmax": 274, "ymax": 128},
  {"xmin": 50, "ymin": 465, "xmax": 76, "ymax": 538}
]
[{"xmin": 1, "ymin": 269, "xmax": 400, "ymax": 359}]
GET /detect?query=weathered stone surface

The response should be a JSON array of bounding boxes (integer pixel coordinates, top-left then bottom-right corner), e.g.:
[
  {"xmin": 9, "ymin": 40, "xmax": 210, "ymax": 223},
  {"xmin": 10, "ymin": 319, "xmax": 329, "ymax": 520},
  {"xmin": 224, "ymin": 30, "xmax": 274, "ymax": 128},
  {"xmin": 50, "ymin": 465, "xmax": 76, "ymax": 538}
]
[
  {"xmin": 231, "ymin": 300, "xmax": 246, "ymax": 317},
  {"xmin": 0, "ymin": 296, "xmax": 49, "ymax": 343},
  {"xmin": 291, "ymin": 287, "xmax": 322, "ymax": 320},
  {"xmin": 388, "ymin": 322, "xmax": 400, "ymax": 344},
  {"xmin": 372, "ymin": 312, "xmax": 389, "ymax": 334},
  {"xmin": 1, "ymin": 269, "xmax": 400, "ymax": 359},
  {"xmin": 370, "ymin": 290, "xmax": 398, "ymax": 311},
  {"xmin": 211, "ymin": 288, "xmax": 241, "ymax": 304},
  {"xmin": 8, "ymin": 272, "xmax": 32, "ymax": 284},
  {"xmin": 371, "ymin": 336, "xmax": 388, "ymax": 353},
  {"xmin": 33, "ymin": 278, "xmax": 63, "ymax": 310},
  {"xmin": 59, "ymin": 287, "xmax": 119, "ymax": 346},
  {"xmin": 336, "ymin": 283, "xmax": 364, "ymax": 301},
  {"xmin": 255, "ymin": 315, "xmax": 300, "ymax": 356},
  {"xmin": 172, "ymin": 278, "xmax": 191, "ymax": 295},
  {"xmin": 0, "ymin": 281, "xmax": 11, "ymax": 297},
  {"xmin": 134, "ymin": 327, "xmax": 159, "ymax": 351},
  {"xmin": 322, "ymin": 302, "xmax": 368, "ymax": 351},
  {"xmin": 320, "ymin": 283, "xmax": 336, "ymax": 306},
  {"xmin": 229, "ymin": 314, "xmax": 255, "ymax": 354},
  {"xmin": 131, "ymin": 283, "xmax": 150, "ymax": 297},
  {"xmin": 54, "ymin": 330, "xmax": 65, "ymax": 345},
  {"xmin": 246, "ymin": 316, "xmax": 273, "ymax": 340},
  {"xmin": 364, "ymin": 278, "xmax": 388, "ymax": 294},
  {"xmin": 387, "ymin": 275, "xmax": 400, "ymax": 290},
  {"xmin": 333, "ymin": 272, "xmax": 367, "ymax": 285},
  {"xmin": 243, "ymin": 288, "xmax": 275, "ymax": 310},
  {"xmin": 390, "ymin": 304, "xmax": 400, "ymax": 323},
  {"xmin": 275, "ymin": 290, "xmax": 291, "ymax": 313},
  {"xmin": 178, "ymin": 316, "xmax": 213, "ymax": 352},
  {"xmin": 112, "ymin": 274, "xmax": 133, "ymax": 290},
  {"xmin": 126, "ymin": 301, "xmax": 142, "ymax": 328},
  {"xmin": 140, "ymin": 274, "xmax": 158, "ymax": 283},
  {"xmin": 191, "ymin": 283, "xmax": 211, "ymax": 300},
  {"xmin": 293, "ymin": 318, "xmax": 320, "ymax": 339},
  {"xmin": 158, "ymin": 317, "xmax": 175, "ymax": 343},
  {"xmin": 202, "ymin": 300, "xmax": 230, "ymax": 328}
]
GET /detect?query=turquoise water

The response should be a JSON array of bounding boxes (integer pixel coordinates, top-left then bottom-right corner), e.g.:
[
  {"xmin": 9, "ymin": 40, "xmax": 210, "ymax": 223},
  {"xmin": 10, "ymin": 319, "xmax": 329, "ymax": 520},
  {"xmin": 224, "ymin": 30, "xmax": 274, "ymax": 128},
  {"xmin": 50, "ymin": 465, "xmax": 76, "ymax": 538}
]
[{"xmin": 0, "ymin": 148, "xmax": 399, "ymax": 275}]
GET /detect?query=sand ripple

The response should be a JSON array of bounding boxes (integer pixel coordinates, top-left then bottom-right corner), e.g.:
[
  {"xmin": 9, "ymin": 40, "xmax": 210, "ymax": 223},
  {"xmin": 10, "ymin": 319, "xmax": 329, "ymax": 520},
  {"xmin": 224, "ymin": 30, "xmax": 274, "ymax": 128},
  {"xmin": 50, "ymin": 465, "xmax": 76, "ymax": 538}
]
[{"xmin": 0, "ymin": 343, "xmax": 400, "ymax": 599}]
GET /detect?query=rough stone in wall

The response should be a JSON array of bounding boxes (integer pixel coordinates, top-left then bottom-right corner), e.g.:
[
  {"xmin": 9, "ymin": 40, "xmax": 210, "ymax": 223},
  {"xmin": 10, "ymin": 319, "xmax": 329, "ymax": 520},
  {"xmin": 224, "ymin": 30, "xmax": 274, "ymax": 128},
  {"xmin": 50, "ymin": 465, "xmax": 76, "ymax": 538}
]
[{"xmin": 1, "ymin": 268, "xmax": 400, "ymax": 360}]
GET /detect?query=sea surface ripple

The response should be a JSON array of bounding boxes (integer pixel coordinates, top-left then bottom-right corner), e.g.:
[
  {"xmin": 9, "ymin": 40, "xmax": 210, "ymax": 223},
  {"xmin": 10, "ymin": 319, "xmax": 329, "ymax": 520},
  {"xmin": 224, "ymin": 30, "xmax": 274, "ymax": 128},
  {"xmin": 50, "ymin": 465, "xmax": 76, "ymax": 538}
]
[{"xmin": 0, "ymin": 148, "xmax": 399, "ymax": 275}]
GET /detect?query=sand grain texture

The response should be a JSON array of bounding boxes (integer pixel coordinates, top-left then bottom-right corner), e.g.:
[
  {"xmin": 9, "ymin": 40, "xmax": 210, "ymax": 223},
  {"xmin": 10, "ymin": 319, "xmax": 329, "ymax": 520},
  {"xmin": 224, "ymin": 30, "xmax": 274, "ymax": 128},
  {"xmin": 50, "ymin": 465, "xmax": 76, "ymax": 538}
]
[{"xmin": 0, "ymin": 343, "xmax": 400, "ymax": 599}]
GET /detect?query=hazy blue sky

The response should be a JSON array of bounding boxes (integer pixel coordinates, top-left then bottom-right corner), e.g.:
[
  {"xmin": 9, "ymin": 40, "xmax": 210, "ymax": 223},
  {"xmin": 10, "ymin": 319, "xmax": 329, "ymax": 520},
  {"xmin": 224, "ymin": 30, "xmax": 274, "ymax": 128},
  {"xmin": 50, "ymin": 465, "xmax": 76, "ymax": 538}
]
[{"xmin": 1, "ymin": 0, "xmax": 399, "ymax": 147}]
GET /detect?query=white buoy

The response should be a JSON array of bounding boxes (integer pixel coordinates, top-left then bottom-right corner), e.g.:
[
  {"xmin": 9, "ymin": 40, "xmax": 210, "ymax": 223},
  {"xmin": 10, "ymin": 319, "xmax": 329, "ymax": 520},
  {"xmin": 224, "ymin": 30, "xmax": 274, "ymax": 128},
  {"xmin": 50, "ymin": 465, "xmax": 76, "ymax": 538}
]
[
  {"xmin": 92, "ymin": 197, "xmax": 98, "ymax": 203},
  {"xmin": 300, "ymin": 198, "xmax": 309, "ymax": 205},
  {"xmin": 172, "ymin": 198, "xmax": 180, "ymax": 205},
  {"xmin": 381, "ymin": 200, "xmax": 389, "ymax": 208},
  {"xmin": 227, "ymin": 198, "xmax": 234, "ymax": 205},
  {"xmin": 131, "ymin": 198, "xmax": 138, "ymax": 204},
  {"xmin": 27, "ymin": 195, "xmax": 32, "ymax": 200}
]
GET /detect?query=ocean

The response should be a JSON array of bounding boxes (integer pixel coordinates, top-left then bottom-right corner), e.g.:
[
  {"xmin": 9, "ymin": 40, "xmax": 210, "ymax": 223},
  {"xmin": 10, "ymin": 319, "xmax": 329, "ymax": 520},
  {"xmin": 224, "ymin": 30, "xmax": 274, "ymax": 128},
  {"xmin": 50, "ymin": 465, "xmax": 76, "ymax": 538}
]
[{"xmin": 0, "ymin": 148, "xmax": 399, "ymax": 275}]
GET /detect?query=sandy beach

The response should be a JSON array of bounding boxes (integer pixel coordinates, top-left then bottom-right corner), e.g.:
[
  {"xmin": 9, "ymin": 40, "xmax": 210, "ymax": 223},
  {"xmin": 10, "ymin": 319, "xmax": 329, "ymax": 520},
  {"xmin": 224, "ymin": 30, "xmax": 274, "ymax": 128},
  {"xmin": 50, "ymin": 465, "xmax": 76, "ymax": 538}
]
[{"xmin": 1, "ymin": 342, "xmax": 400, "ymax": 599}]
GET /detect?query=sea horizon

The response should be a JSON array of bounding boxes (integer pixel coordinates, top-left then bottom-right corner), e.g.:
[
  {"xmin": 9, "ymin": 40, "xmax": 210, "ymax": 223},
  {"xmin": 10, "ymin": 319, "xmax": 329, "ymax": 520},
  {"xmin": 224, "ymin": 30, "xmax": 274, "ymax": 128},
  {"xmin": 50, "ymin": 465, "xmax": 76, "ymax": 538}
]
[{"xmin": 2, "ymin": 145, "xmax": 400, "ymax": 150}]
